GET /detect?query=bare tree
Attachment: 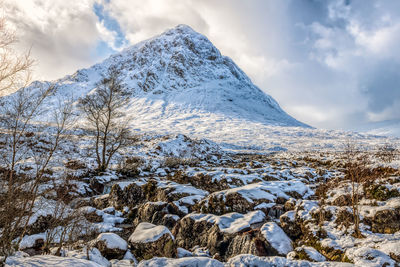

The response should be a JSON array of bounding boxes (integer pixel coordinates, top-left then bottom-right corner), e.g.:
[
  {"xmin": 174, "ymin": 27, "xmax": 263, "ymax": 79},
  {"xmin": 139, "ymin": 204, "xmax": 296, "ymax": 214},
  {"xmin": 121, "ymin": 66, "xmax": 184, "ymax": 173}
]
[
  {"xmin": 0, "ymin": 13, "xmax": 77, "ymax": 260},
  {"xmin": 79, "ymin": 67, "xmax": 132, "ymax": 172},
  {"xmin": 343, "ymin": 142, "xmax": 371, "ymax": 238},
  {"xmin": 375, "ymin": 143, "xmax": 397, "ymax": 164},
  {"xmin": 43, "ymin": 174, "xmax": 94, "ymax": 256},
  {"xmin": 0, "ymin": 88, "xmax": 74, "ymax": 258},
  {"xmin": 0, "ymin": 17, "xmax": 33, "ymax": 94}
]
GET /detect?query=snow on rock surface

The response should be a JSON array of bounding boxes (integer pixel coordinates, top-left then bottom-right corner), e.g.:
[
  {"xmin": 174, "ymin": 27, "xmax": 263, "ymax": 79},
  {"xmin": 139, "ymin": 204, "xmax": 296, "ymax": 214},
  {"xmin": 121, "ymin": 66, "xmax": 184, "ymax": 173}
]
[
  {"xmin": 227, "ymin": 255, "xmax": 353, "ymax": 266},
  {"xmin": 67, "ymin": 248, "xmax": 111, "ymax": 267},
  {"xmin": 94, "ymin": 233, "xmax": 128, "ymax": 250},
  {"xmin": 260, "ymin": 222, "xmax": 293, "ymax": 255},
  {"xmin": 346, "ymin": 247, "xmax": 397, "ymax": 267},
  {"xmin": 129, "ymin": 222, "xmax": 174, "ymax": 243},
  {"xmin": 137, "ymin": 256, "xmax": 224, "ymax": 267},
  {"xmin": 18, "ymin": 233, "xmax": 46, "ymax": 250},
  {"xmin": 5, "ymin": 255, "xmax": 102, "ymax": 267},
  {"xmin": 136, "ymin": 255, "xmax": 354, "ymax": 267},
  {"xmin": 185, "ymin": 210, "xmax": 266, "ymax": 234}
]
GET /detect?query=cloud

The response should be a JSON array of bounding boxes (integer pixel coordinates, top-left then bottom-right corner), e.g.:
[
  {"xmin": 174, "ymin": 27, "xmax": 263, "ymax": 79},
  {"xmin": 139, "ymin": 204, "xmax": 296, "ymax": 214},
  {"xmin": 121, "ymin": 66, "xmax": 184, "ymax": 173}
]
[{"xmin": 2, "ymin": 0, "xmax": 111, "ymax": 80}]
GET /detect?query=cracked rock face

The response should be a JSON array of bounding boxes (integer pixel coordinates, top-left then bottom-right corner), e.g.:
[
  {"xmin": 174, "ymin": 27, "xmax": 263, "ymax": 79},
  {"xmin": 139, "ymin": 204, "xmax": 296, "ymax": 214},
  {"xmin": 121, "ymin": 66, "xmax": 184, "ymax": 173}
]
[{"xmin": 129, "ymin": 222, "xmax": 176, "ymax": 260}]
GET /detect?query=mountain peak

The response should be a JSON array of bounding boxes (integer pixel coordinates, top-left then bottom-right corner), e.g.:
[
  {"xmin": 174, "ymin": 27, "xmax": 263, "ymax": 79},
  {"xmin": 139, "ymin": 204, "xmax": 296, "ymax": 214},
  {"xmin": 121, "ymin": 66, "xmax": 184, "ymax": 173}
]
[
  {"xmin": 23, "ymin": 25, "xmax": 309, "ymax": 130},
  {"xmin": 164, "ymin": 24, "xmax": 198, "ymax": 36}
]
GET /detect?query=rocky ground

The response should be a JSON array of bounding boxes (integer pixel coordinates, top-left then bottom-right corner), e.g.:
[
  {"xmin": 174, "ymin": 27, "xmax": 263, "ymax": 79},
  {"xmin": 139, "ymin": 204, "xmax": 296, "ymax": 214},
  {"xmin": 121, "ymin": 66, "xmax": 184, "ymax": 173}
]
[{"xmin": 3, "ymin": 133, "xmax": 400, "ymax": 267}]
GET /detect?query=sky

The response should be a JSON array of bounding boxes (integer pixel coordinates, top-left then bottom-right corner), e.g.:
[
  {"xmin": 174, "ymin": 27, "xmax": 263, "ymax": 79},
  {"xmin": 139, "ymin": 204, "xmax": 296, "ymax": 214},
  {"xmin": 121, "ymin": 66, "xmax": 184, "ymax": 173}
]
[{"xmin": 3, "ymin": 0, "xmax": 400, "ymax": 130}]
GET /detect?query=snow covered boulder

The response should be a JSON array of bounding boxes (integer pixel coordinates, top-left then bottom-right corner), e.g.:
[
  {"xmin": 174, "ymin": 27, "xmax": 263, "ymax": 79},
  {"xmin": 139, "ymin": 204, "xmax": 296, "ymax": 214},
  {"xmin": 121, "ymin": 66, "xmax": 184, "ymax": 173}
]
[
  {"xmin": 196, "ymin": 181, "xmax": 311, "ymax": 215},
  {"xmin": 346, "ymin": 247, "xmax": 396, "ymax": 267},
  {"xmin": 19, "ymin": 233, "xmax": 46, "ymax": 256},
  {"xmin": 136, "ymin": 256, "xmax": 224, "ymax": 267},
  {"xmin": 91, "ymin": 233, "xmax": 128, "ymax": 260},
  {"xmin": 227, "ymin": 254, "xmax": 353, "ymax": 266},
  {"xmin": 129, "ymin": 222, "xmax": 176, "ymax": 260},
  {"xmin": 173, "ymin": 211, "xmax": 266, "ymax": 260},
  {"xmin": 260, "ymin": 222, "xmax": 293, "ymax": 256},
  {"xmin": 225, "ymin": 221, "xmax": 292, "ymax": 260},
  {"xmin": 5, "ymin": 255, "xmax": 103, "ymax": 267}
]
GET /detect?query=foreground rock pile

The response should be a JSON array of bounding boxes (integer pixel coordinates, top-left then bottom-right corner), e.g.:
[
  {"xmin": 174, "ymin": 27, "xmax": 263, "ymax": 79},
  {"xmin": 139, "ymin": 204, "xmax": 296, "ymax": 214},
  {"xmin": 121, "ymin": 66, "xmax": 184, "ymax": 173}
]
[{"xmin": 5, "ymin": 150, "xmax": 400, "ymax": 267}]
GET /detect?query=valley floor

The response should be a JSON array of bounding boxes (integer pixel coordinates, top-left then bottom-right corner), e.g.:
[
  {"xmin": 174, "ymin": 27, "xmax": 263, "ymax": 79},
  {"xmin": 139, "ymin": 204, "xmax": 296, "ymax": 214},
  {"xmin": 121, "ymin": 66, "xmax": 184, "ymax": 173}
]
[{"xmin": 2, "ymin": 129, "xmax": 400, "ymax": 267}]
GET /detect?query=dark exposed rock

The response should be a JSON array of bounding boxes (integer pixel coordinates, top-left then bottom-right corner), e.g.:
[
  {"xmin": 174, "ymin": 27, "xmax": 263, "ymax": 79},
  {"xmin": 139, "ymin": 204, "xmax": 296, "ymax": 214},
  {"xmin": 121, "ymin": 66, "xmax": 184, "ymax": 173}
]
[
  {"xmin": 132, "ymin": 201, "xmax": 182, "ymax": 228},
  {"xmin": 266, "ymin": 204, "xmax": 285, "ymax": 219},
  {"xmin": 335, "ymin": 208, "xmax": 354, "ymax": 229},
  {"xmin": 90, "ymin": 178, "xmax": 105, "ymax": 194},
  {"xmin": 133, "ymin": 201, "xmax": 168, "ymax": 226},
  {"xmin": 93, "ymin": 195, "xmax": 110, "ymax": 210},
  {"xmin": 364, "ymin": 208, "xmax": 400, "ymax": 234},
  {"xmin": 70, "ymin": 197, "xmax": 93, "ymax": 209},
  {"xmin": 284, "ymin": 198, "xmax": 296, "ymax": 211},
  {"xmin": 168, "ymin": 171, "xmax": 229, "ymax": 193},
  {"xmin": 225, "ymin": 229, "xmax": 280, "ymax": 259},
  {"xmin": 331, "ymin": 194, "xmax": 352, "ymax": 206},
  {"xmin": 21, "ymin": 238, "xmax": 45, "ymax": 256},
  {"xmin": 84, "ymin": 211, "xmax": 103, "ymax": 223},
  {"xmin": 172, "ymin": 216, "xmax": 213, "ymax": 249},
  {"xmin": 109, "ymin": 183, "xmax": 145, "ymax": 209},
  {"xmin": 280, "ymin": 211, "xmax": 301, "ymax": 240},
  {"xmin": 26, "ymin": 215, "xmax": 53, "ymax": 235},
  {"xmin": 196, "ymin": 192, "xmax": 271, "ymax": 215},
  {"xmin": 161, "ymin": 214, "xmax": 180, "ymax": 230}
]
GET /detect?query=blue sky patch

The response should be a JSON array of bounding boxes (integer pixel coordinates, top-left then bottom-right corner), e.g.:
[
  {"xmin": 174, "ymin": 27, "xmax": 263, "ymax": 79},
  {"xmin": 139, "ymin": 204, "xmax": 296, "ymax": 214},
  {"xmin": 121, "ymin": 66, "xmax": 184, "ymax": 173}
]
[{"xmin": 93, "ymin": 2, "xmax": 128, "ymax": 55}]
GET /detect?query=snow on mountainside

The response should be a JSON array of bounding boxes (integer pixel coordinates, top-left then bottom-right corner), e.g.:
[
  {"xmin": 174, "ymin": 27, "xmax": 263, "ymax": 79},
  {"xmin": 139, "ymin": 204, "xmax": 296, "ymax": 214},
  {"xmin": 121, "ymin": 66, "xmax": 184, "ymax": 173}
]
[
  {"xmin": 356, "ymin": 120, "xmax": 400, "ymax": 137},
  {"xmin": 9, "ymin": 24, "xmax": 396, "ymax": 151},
  {"xmin": 23, "ymin": 26, "xmax": 304, "ymax": 123}
]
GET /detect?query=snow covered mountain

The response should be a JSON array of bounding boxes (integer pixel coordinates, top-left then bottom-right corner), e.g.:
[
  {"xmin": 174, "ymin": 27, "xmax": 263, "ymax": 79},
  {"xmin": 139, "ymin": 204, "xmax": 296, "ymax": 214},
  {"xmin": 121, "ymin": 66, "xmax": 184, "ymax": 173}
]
[
  {"xmin": 6, "ymin": 25, "xmax": 397, "ymax": 151},
  {"xmin": 356, "ymin": 120, "xmax": 400, "ymax": 137},
  {"xmin": 29, "ymin": 25, "xmax": 307, "ymax": 127}
]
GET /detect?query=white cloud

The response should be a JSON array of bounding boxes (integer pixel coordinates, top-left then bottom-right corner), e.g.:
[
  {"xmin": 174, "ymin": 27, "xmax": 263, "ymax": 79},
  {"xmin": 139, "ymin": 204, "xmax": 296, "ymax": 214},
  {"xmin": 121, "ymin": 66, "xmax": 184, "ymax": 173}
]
[{"xmin": 2, "ymin": 0, "xmax": 101, "ymax": 80}]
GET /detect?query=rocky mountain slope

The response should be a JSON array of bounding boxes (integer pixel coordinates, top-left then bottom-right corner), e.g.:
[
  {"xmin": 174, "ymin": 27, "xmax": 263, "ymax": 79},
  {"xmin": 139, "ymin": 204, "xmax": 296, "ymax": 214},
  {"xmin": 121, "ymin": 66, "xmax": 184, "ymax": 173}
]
[
  {"xmin": 17, "ymin": 24, "xmax": 396, "ymax": 152},
  {"xmin": 26, "ymin": 24, "xmax": 307, "ymax": 132}
]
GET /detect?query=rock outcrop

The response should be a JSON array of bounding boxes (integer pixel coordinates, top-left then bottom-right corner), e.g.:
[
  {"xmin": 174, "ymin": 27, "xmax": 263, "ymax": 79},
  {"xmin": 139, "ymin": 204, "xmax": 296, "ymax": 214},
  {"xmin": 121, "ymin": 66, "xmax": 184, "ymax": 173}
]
[
  {"xmin": 129, "ymin": 222, "xmax": 177, "ymax": 260},
  {"xmin": 91, "ymin": 233, "xmax": 128, "ymax": 260}
]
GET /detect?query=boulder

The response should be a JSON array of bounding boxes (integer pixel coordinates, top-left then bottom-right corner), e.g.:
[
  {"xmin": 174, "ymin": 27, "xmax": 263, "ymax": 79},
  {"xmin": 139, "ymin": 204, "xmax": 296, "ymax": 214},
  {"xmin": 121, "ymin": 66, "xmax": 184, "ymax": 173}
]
[
  {"xmin": 260, "ymin": 222, "xmax": 293, "ymax": 256},
  {"xmin": 173, "ymin": 211, "xmax": 267, "ymax": 260},
  {"xmin": 109, "ymin": 183, "xmax": 145, "ymax": 209},
  {"xmin": 364, "ymin": 208, "xmax": 400, "ymax": 234},
  {"xmin": 225, "ymin": 222, "xmax": 293, "ymax": 260},
  {"xmin": 91, "ymin": 233, "xmax": 128, "ymax": 260},
  {"xmin": 280, "ymin": 211, "xmax": 301, "ymax": 239},
  {"xmin": 132, "ymin": 201, "xmax": 182, "ymax": 228},
  {"xmin": 129, "ymin": 222, "xmax": 177, "ymax": 260},
  {"xmin": 19, "ymin": 234, "xmax": 45, "ymax": 256},
  {"xmin": 172, "ymin": 215, "xmax": 213, "ymax": 249},
  {"xmin": 225, "ymin": 230, "xmax": 265, "ymax": 258}
]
